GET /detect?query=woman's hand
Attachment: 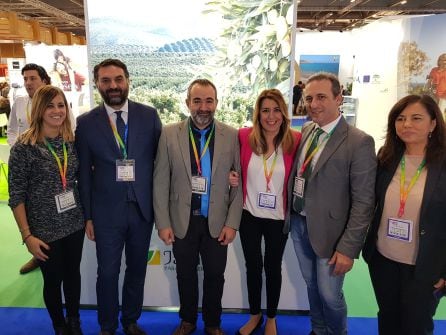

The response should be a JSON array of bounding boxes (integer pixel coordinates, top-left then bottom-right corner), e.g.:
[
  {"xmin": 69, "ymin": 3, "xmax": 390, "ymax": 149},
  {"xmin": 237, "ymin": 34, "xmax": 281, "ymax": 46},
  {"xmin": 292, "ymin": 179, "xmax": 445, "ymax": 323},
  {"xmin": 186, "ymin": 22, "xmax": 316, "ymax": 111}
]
[
  {"xmin": 25, "ymin": 235, "xmax": 50, "ymax": 261},
  {"xmin": 229, "ymin": 171, "xmax": 240, "ymax": 187},
  {"xmin": 434, "ymin": 278, "xmax": 446, "ymax": 289}
]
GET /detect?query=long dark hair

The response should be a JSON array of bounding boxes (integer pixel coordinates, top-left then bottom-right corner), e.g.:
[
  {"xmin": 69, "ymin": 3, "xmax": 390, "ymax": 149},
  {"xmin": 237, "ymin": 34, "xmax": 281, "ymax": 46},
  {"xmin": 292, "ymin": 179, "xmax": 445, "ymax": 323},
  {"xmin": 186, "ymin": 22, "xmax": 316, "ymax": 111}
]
[{"xmin": 379, "ymin": 94, "xmax": 446, "ymax": 167}]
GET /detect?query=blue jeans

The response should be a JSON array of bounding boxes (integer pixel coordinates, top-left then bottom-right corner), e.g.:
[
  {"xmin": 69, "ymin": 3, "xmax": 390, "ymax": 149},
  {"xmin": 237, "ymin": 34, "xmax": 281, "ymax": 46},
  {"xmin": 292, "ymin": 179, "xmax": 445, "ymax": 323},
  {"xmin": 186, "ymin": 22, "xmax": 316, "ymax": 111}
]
[{"xmin": 290, "ymin": 213, "xmax": 347, "ymax": 335}]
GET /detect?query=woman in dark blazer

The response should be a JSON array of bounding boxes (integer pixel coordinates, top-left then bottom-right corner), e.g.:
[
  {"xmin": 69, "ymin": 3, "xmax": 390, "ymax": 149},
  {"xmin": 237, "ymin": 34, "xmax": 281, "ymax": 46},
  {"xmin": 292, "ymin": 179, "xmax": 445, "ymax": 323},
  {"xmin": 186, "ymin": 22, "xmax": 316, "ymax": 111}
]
[{"xmin": 363, "ymin": 94, "xmax": 446, "ymax": 335}]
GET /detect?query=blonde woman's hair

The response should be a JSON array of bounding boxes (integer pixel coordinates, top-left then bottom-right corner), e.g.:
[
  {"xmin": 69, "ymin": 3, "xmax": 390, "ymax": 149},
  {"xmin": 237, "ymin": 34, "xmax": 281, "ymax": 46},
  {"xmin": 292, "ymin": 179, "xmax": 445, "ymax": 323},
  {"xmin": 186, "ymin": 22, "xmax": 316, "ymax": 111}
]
[
  {"xmin": 19, "ymin": 85, "xmax": 73, "ymax": 145},
  {"xmin": 249, "ymin": 89, "xmax": 295, "ymax": 154}
]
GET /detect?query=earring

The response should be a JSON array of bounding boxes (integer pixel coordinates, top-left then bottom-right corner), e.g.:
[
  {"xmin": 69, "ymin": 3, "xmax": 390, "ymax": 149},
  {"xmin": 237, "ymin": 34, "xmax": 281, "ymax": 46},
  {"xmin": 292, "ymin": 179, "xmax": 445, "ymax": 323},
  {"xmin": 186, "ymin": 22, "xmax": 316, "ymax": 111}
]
[{"xmin": 428, "ymin": 131, "xmax": 432, "ymax": 139}]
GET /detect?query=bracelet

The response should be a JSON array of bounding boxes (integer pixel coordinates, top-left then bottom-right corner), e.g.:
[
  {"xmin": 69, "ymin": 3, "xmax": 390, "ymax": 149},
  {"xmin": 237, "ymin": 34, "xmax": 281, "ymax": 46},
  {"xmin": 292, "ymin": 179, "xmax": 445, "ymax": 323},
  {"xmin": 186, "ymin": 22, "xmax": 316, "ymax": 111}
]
[
  {"xmin": 22, "ymin": 234, "xmax": 33, "ymax": 245},
  {"xmin": 20, "ymin": 227, "xmax": 30, "ymax": 233}
]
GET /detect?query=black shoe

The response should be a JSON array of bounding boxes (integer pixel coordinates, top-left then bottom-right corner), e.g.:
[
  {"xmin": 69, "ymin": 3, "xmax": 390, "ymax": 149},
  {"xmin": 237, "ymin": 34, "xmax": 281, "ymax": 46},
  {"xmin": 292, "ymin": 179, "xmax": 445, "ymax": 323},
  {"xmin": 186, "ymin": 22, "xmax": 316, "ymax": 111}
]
[
  {"xmin": 99, "ymin": 331, "xmax": 115, "ymax": 335},
  {"xmin": 235, "ymin": 315, "xmax": 263, "ymax": 335},
  {"xmin": 66, "ymin": 317, "xmax": 83, "ymax": 335},
  {"xmin": 124, "ymin": 323, "xmax": 147, "ymax": 335},
  {"xmin": 54, "ymin": 325, "xmax": 69, "ymax": 335}
]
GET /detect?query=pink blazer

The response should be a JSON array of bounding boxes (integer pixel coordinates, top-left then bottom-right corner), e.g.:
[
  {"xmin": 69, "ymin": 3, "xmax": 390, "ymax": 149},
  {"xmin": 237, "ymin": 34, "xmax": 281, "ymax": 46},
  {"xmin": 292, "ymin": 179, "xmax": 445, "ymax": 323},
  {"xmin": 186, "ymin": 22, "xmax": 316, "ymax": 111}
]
[{"xmin": 238, "ymin": 127, "xmax": 301, "ymax": 216}]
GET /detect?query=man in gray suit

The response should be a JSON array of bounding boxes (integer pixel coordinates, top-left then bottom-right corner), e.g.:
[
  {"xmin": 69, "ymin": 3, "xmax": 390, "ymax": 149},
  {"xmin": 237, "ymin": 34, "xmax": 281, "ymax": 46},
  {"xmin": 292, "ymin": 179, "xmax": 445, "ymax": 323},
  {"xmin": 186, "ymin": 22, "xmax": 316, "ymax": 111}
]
[
  {"xmin": 287, "ymin": 72, "xmax": 376, "ymax": 335},
  {"xmin": 153, "ymin": 79, "xmax": 242, "ymax": 335}
]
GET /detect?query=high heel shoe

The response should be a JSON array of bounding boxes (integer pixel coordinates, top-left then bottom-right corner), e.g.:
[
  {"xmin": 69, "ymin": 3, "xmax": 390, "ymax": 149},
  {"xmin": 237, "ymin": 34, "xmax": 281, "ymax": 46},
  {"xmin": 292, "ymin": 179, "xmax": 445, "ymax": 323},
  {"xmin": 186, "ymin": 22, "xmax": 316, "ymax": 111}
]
[{"xmin": 235, "ymin": 315, "xmax": 264, "ymax": 335}]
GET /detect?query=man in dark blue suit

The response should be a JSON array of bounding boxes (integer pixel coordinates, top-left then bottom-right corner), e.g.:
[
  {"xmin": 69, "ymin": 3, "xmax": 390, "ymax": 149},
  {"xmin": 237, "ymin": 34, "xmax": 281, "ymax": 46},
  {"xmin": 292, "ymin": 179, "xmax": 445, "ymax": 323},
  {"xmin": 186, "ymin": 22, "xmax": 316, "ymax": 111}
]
[{"xmin": 75, "ymin": 59, "xmax": 162, "ymax": 335}]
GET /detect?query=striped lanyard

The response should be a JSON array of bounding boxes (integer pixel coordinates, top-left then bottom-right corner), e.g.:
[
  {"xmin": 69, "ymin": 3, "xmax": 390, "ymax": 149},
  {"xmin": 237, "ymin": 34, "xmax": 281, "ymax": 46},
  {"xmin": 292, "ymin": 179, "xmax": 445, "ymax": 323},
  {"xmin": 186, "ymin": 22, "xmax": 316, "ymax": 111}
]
[
  {"xmin": 189, "ymin": 123, "xmax": 214, "ymax": 176},
  {"xmin": 108, "ymin": 116, "xmax": 128, "ymax": 159},
  {"xmin": 398, "ymin": 155, "xmax": 425, "ymax": 218},
  {"xmin": 45, "ymin": 140, "xmax": 68, "ymax": 190},
  {"xmin": 263, "ymin": 151, "xmax": 278, "ymax": 192},
  {"xmin": 298, "ymin": 128, "xmax": 333, "ymax": 176}
]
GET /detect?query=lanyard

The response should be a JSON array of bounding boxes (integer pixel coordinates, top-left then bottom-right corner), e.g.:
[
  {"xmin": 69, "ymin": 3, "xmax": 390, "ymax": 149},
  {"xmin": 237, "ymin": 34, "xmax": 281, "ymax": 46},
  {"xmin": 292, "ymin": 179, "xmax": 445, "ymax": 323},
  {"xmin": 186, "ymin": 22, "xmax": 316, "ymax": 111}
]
[
  {"xmin": 45, "ymin": 140, "xmax": 68, "ymax": 190},
  {"xmin": 398, "ymin": 155, "xmax": 426, "ymax": 218},
  {"xmin": 189, "ymin": 123, "xmax": 214, "ymax": 176},
  {"xmin": 298, "ymin": 128, "xmax": 333, "ymax": 176},
  {"xmin": 108, "ymin": 117, "xmax": 128, "ymax": 159},
  {"xmin": 26, "ymin": 99, "xmax": 31, "ymax": 124},
  {"xmin": 263, "ymin": 151, "xmax": 278, "ymax": 192}
]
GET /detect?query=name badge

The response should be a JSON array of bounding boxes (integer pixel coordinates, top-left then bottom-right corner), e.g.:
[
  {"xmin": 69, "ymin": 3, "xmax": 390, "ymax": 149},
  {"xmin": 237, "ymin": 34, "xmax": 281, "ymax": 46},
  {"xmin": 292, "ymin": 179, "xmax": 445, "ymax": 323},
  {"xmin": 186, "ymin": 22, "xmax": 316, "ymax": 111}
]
[
  {"xmin": 293, "ymin": 176, "xmax": 305, "ymax": 198},
  {"xmin": 55, "ymin": 190, "xmax": 77, "ymax": 214},
  {"xmin": 116, "ymin": 159, "xmax": 135, "ymax": 181},
  {"xmin": 387, "ymin": 217, "xmax": 413, "ymax": 242},
  {"xmin": 191, "ymin": 176, "xmax": 208, "ymax": 194},
  {"xmin": 257, "ymin": 192, "xmax": 277, "ymax": 210}
]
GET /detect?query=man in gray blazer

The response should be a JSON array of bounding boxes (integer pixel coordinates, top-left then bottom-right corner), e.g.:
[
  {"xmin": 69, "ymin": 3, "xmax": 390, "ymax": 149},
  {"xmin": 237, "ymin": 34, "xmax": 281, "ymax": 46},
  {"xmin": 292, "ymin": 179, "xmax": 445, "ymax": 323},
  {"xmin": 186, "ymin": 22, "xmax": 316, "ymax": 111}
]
[
  {"xmin": 153, "ymin": 79, "xmax": 242, "ymax": 335},
  {"xmin": 286, "ymin": 72, "xmax": 376, "ymax": 335}
]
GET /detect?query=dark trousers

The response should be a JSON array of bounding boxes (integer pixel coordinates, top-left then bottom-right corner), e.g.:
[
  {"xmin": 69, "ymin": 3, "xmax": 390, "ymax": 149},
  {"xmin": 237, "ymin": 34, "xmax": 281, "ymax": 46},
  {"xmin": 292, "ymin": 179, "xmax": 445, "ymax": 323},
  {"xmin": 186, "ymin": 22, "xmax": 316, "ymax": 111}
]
[
  {"xmin": 368, "ymin": 250, "xmax": 440, "ymax": 335},
  {"xmin": 95, "ymin": 201, "xmax": 152, "ymax": 332},
  {"xmin": 172, "ymin": 215, "xmax": 228, "ymax": 327},
  {"xmin": 39, "ymin": 228, "xmax": 85, "ymax": 329},
  {"xmin": 239, "ymin": 210, "xmax": 288, "ymax": 318}
]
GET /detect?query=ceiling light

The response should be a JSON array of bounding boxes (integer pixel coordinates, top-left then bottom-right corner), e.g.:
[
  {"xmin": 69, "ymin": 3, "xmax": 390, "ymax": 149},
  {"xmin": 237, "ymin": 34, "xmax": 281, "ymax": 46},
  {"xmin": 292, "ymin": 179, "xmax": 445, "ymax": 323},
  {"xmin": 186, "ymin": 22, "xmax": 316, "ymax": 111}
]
[{"xmin": 400, "ymin": 0, "xmax": 407, "ymax": 4}]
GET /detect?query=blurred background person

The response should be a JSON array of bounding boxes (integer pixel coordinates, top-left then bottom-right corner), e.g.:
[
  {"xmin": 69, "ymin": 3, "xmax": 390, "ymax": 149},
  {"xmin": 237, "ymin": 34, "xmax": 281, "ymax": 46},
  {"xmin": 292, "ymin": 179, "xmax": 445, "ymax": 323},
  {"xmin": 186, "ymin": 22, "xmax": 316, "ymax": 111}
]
[
  {"xmin": 231, "ymin": 89, "xmax": 300, "ymax": 335},
  {"xmin": 292, "ymin": 81, "xmax": 304, "ymax": 115},
  {"xmin": 0, "ymin": 81, "xmax": 10, "ymax": 137},
  {"xmin": 426, "ymin": 53, "xmax": 446, "ymax": 117},
  {"xmin": 363, "ymin": 94, "xmax": 446, "ymax": 335},
  {"xmin": 8, "ymin": 85, "xmax": 85, "ymax": 335}
]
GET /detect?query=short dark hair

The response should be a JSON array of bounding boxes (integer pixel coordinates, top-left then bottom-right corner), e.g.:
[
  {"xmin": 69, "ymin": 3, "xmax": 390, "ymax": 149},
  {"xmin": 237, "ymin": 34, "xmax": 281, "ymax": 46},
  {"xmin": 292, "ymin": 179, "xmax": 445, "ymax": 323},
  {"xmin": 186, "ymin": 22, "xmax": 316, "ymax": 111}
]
[
  {"xmin": 21, "ymin": 63, "xmax": 51, "ymax": 85},
  {"xmin": 93, "ymin": 59, "xmax": 130, "ymax": 82},
  {"xmin": 306, "ymin": 72, "xmax": 341, "ymax": 97},
  {"xmin": 186, "ymin": 79, "xmax": 218, "ymax": 101}
]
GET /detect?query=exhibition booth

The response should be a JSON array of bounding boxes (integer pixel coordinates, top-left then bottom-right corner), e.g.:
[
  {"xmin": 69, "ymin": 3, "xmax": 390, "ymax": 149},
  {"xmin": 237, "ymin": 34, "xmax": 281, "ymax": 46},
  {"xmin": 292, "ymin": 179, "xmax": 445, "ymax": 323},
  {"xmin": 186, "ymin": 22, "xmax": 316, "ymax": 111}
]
[{"xmin": 0, "ymin": 1, "xmax": 445, "ymax": 317}]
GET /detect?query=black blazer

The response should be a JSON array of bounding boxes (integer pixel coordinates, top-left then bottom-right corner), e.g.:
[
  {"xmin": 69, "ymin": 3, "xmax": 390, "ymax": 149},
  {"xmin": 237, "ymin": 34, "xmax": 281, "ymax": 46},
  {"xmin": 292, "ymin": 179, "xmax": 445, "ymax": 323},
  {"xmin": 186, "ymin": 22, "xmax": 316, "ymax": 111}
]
[{"xmin": 363, "ymin": 151, "xmax": 446, "ymax": 283}]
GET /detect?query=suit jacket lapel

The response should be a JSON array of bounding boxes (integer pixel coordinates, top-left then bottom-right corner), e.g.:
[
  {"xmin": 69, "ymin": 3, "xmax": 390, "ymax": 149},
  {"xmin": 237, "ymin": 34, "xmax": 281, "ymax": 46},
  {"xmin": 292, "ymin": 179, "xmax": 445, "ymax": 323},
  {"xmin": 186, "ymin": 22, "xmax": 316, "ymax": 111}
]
[
  {"xmin": 126, "ymin": 101, "xmax": 138, "ymax": 158},
  {"xmin": 420, "ymin": 157, "xmax": 443, "ymax": 219},
  {"xmin": 178, "ymin": 119, "xmax": 192, "ymax": 180},
  {"xmin": 311, "ymin": 116, "xmax": 347, "ymax": 177},
  {"xmin": 300, "ymin": 123, "xmax": 316, "ymax": 152},
  {"xmin": 95, "ymin": 104, "xmax": 121, "ymax": 157},
  {"xmin": 212, "ymin": 121, "xmax": 224, "ymax": 177}
]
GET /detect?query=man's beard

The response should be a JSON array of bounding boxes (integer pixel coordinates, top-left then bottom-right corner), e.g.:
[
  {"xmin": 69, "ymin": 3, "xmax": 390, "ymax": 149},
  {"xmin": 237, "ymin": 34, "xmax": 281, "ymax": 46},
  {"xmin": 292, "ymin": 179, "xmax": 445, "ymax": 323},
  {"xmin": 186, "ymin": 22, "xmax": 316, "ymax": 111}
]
[
  {"xmin": 99, "ymin": 87, "xmax": 128, "ymax": 107},
  {"xmin": 191, "ymin": 110, "xmax": 214, "ymax": 128}
]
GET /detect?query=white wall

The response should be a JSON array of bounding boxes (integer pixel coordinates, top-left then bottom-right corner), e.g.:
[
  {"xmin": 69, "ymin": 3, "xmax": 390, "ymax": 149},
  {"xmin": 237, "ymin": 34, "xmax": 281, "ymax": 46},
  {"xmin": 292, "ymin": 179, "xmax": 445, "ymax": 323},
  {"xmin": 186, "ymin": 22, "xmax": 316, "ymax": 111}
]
[{"xmin": 294, "ymin": 18, "xmax": 406, "ymax": 150}]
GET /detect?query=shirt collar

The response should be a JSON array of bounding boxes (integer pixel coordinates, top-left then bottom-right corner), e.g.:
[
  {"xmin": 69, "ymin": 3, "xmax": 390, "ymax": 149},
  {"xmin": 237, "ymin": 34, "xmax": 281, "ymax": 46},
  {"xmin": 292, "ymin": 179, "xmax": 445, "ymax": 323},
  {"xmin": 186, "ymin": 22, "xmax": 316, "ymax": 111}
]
[
  {"xmin": 104, "ymin": 100, "xmax": 129, "ymax": 117},
  {"xmin": 318, "ymin": 113, "xmax": 342, "ymax": 134}
]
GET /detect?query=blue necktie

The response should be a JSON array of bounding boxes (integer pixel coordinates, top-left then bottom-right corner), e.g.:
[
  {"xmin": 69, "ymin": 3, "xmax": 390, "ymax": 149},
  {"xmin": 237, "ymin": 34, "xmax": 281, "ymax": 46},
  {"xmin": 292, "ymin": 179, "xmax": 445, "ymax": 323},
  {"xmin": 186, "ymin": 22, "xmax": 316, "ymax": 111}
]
[
  {"xmin": 115, "ymin": 111, "xmax": 136, "ymax": 200},
  {"xmin": 293, "ymin": 127, "xmax": 324, "ymax": 213},
  {"xmin": 199, "ymin": 128, "xmax": 211, "ymax": 217},
  {"xmin": 115, "ymin": 111, "xmax": 126, "ymax": 145}
]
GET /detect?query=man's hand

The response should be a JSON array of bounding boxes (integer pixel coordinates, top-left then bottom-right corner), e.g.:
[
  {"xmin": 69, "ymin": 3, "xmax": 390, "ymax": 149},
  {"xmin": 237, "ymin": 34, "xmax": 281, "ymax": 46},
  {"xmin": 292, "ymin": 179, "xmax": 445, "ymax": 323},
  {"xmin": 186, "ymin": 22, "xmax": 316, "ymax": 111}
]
[
  {"xmin": 158, "ymin": 228, "xmax": 175, "ymax": 245},
  {"xmin": 328, "ymin": 251, "xmax": 354, "ymax": 276},
  {"xmin": 85, "ymin": 220, "xmax": 95, "ymax": 241},
  {"xmin": 218, "ymin": 226, "xmax": 236, "ymax": 246}
]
